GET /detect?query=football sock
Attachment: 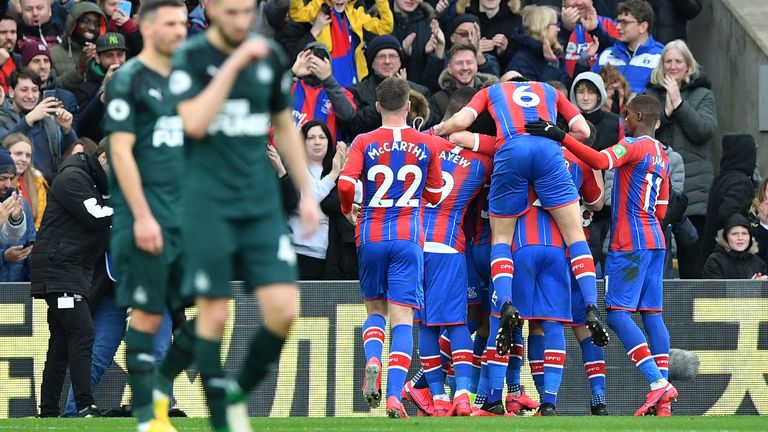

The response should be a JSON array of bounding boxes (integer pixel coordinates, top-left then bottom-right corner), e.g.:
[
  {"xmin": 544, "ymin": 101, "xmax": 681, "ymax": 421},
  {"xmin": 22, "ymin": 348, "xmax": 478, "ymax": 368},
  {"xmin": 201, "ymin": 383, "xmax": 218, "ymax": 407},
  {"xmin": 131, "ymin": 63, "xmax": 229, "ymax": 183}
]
[
  {"xmin": 542, "ymin": 321, "xmax": 565, "ymax": 408},
  {"xmin": 485, "ymin": 315, "xmax": 509, "ymax": 404},
  {"xmin": 362, "ymin": 314, "xmax": 386, "ymax": 363},
  {"xmin": 568, "ymin": 241, "xmax": 597, "ymax": 306},
  {"xmin": 447, "ymin": 324, "xmax": 473, "ymax": 393},
  {"xmin": 606, "ymin": 310, "xmax": 663, "ymax": 384},
  {"xmin": 439, "ymin": 331, "xmax": 455, "ymax": 394},
  {"xmin": 528, "ymin": 334, "xmax": 544, "ymax": 396},
  {"xmin": 410, "ymin": 368, "xmax": 428, "ymax": 389},
  {"xmin": 642, "ymin": 313, "xmax": 670, "ymax": 380},
  {"xmin": 125, "ymin": 327, "xmax": 156, "ymax": 424},
  {"xmin": 470, "ymin": 333, "xmax": 487, "ymax": 393},
  {"xmin": 506, "ymin": 324, "xmax": 524, "ymax": 393},
  {"xmin": 236, "ymin": 327, "xmax": 286, "ymax": 393},
  {"xmin": 490, "ymin": 244, "xmax": 514, "ymax": 306},
  {"xmin": 419, "ymin": 324, "xmax": 445, "ymax": 397},
  {"xmin": 156, "ymin": 318, "xmax": 195, "ymax": 396},
  {"xmin": 386, "ymin": 324, "xmax": 413, "ymax": 400},
  {"xmin": 476, "ymin": 358, "xmax": 490, "ymax": 403},
  {"xmin": 579, "ymin": 336, "xmax": 606, "ymax": 400},
  {"xmin": 195, "ymin": 336, "xmax": 227, "ymax": 430},
  {"xmin": 468, "ymin": 320, "xmax": 480, "ymax": 335}
]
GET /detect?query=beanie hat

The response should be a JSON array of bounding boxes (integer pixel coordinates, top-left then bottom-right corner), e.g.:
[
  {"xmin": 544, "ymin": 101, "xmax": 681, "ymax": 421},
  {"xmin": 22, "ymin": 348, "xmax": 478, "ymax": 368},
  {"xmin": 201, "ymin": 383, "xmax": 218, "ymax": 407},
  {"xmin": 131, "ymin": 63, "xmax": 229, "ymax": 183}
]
[
  {"xmin": 21, "ymin": 42, "xmax": 51, "ymax": 67},
  {"xmin": 303, "ymin": 41, "xmax": 330, "ymax": 61},
  {"xmin": 0, "ymin": 149, "xmax": 16, "ymax": 176},
  {"xmin": 96, "ymin": 32, "xmax": 127, "ymax": 54},
  {"xmin": 365, "ymin": 35, "xmax": 403, "ymax": 66},
  {"xmin": 448, "ymin": 14, "xmax": 480, "ymax": 39}
]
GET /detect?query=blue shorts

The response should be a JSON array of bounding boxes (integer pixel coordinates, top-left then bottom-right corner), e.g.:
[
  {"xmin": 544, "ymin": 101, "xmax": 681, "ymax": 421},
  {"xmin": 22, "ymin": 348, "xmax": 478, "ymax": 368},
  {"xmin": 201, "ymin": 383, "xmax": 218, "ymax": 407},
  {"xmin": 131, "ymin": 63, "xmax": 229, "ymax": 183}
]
[
  {"xmin": 358, "ymin": 240, "xmax": 424, "ymax": 309},
  {"xmin": 568, "ymin": 274, "xmax": 586, "ymax": 326},
  {"xmin": 466, "ymin": 243, "xmax": 491, "ymax": 309},
  {"xmin": 511, "ymin": 245, "xmax": 572, "ymax": 322},
  {"xmin": 604, "ymin": 249, "xmax": 664, "ymax": 312},
  {"xmin": 417, "ymin": 252, "xmax": 468, "ymax": 325},
  {"xmin": 489, "ymin": 136, "xmax": 579, "ymax": 217}
]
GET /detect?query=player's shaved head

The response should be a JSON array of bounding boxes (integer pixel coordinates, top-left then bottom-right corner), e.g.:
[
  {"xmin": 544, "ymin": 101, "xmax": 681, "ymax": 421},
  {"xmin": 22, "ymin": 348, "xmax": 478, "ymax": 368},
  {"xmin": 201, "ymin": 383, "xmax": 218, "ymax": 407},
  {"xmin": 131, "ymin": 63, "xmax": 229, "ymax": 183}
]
[
  {"xmin": 377, "ymin": 78, "xmax": 410, "ymax": 113},
  {"xmin": 627, "ymin": 94, "xmax": 661, "ymax": 127}
]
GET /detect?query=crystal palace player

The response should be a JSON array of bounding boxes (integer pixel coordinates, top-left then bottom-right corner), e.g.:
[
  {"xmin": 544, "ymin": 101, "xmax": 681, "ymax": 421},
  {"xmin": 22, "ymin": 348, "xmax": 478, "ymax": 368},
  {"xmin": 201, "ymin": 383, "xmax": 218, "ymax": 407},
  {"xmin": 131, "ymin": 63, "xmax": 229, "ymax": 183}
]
[
  {"xmin": 526, "ymin": 95, "xmax": 676, "ymax": 416},
  {"xmin": 415, "ymin": 131, "xmax": 492, "ymax": 416},
  {"xmin": 435, "ymin": 80, "xmax": 607, "ymax": 360},
  {"xmin": 338, "ymin": 77, "xmax": 442, "ymax": 419}
]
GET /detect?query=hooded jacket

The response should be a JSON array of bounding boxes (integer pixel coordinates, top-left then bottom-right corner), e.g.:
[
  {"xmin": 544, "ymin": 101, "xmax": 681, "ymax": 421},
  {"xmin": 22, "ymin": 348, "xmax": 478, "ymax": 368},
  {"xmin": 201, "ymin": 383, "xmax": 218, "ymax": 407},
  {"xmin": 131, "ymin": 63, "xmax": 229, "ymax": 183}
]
[
  {"xmin": 569, "ymin": 72, "xmax": 623, "ymax": 151},
  {"xmin": 696, "ymin": 134, "xmax": 758, "ymax": 277},
  {"xmin": 701, "ymin": 214, "xmax": 767, "ymax": 279},
  {"xmin": 289, "ymin": 0, "xmax": 394, "ymax": 83},
  {"xmin": 30, "ymin": 153, "xmax": 112, "ymax": 299},
  {"xmin": 644, "ymin": 74, "xmax": 717, "ymax": 216},
  {"xmin": 49, "ymin": 2, "xmax": 108, "ymax": 90}
]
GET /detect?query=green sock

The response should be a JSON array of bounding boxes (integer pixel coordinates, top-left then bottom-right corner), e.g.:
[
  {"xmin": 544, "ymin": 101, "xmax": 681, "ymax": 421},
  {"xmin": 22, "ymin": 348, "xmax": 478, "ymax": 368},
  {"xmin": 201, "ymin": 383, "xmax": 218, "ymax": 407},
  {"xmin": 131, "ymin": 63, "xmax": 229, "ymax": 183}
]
[
  {"xmin": 195, "ymin": 335, "xmax": 228, "ymax": 430},
  {"xmin": 125, "ymin": 327, "xmax": 156, "ymax": 424},
  {"xmin": 155, "ymin": 319, "xmax": 196, "ymax": 395},
  {"xmin": 236, "ymin": 327, "xmax": 286, "ymax": 393}
]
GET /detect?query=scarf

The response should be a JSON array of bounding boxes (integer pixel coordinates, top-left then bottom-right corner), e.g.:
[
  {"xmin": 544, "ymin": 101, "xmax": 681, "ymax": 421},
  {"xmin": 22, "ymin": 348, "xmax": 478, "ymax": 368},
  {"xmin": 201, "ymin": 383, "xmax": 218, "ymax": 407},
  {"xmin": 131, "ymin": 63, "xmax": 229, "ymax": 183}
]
[{"xmin": 329, "ymin": 10, "xmax": 358, "ymax": 87}]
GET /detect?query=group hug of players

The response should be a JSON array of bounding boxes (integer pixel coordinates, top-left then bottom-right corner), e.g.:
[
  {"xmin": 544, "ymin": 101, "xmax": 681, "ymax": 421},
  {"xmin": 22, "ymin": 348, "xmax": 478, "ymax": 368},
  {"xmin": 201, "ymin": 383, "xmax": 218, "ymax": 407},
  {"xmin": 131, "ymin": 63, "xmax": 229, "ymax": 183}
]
[{"xmin": 339, "ymin": 76, "xmax": 676, "ymax": 418}]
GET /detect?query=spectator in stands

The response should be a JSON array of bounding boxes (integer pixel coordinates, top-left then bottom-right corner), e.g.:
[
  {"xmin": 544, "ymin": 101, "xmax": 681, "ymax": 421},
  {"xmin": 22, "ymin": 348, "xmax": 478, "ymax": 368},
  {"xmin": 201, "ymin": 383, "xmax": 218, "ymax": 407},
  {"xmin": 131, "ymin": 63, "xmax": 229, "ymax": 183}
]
[
  {"xmin": 31, "ymin": 143, "xmax": 112, "ymax": 418},
  {"xmin": 61, "ymin": 136, "xmax": 98, "ymax": 163},
  {"xmin": 648, "ymin": 0, "xmax": 702, "ymax": 43},
  {"xmin": 0, "ymin": 15, "xmax": 19, "ymax": 93},
  {"xmin": 98, "ymin": 0, "xmax": 141, "ymax": 56},
  {"xmin": 599, "ymin": 64, "xmax": 631, "ymax": 114},
  {"xmin": 697, "ymin": 133, "xmax": 758, "ymax": 278},
  {"xmin": 447, "ymin": 14, "xmax": 500, "ymax": 77},
  {"xmin": 455, "ymin": 0, "xmax": 522, "ymax": 69},
  {"xmin": 749, "ymin": 178, "xmax": 768, "ymax": 264},
  {"xmin": 187, "ymin": 0, "xmax": 209, "ymax": 35},
  {"xmin": 701, "ymin": 214, "xmax": 767, "ymax": 280},
  {"xmin": 18, "ymin": 0, "xmax": 64, "ymax": 50},
  {"xmin": 644, "ymin": 39, "xmax": 717, "ymax": 278},
  {"xmin": 291, "ymin": 41, "xmax": 356, "ymax": 143},
  {"xmin": 391, "ymin": 0, "xmax": 434, "ymax": 87},
  {"xmin": 592, "ymin": 0, "xmax": 663, "ymax": 94},
  {"xmin": 21, "ymin": 41, "xmax": 80, "ymax": 131},
  {"xmin": 428, "ymin": 43, "xmax": 498, "ymax": 125},
  {"xmin": 50, "ymin": 2, "xmax": 108, "ymax": 90},
  {"xmin": 289, "ymin": 0, "xmax": 394, "ymax": 87},
  {"xmin": 0, "ymin": 68, "xmax": 76, "ymax": 182},
  {"xmin": 346, "ymin": 35, "xmax": 430, "ymax": 137},
  {"xmin": 4, "ymin": 133, "xmax": 46, "ymax": 229},
  {"xmin": 71, "ymin": 32, "xmax": 126, "ymax": 107},
  {"xmin": 507, "ymin": 5, "xmax": 570, "ymax": 86},
  {"xmin": 0, "ymin": 147, "xmax": 34, "ymax": 282},
  {"xmin": 560, "ymin": 0, "xmax": 618, "ymax": 78}
]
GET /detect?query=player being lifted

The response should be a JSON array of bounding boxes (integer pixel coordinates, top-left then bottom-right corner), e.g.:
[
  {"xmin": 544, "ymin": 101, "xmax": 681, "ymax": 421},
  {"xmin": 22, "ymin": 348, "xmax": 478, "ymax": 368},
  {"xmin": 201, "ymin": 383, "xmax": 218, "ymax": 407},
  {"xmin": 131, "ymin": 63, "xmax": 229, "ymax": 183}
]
[
  {"xmin": 526, "ymin": 95, "xmax": 676, "ymax": 416},
  {"xmin": 168, "ymin": 0, "xmax": 321, "ymax": 431},
  {"xmin": 338, "ymin": 77, "xmax": 442, "ymax": 419},
  {"xmin": 105, "ymin": 1, "xmax": 188, "ymax": 431},
  {"xmin": 434, "ymin": 80, "xmax": 608, "ymax": 370}
]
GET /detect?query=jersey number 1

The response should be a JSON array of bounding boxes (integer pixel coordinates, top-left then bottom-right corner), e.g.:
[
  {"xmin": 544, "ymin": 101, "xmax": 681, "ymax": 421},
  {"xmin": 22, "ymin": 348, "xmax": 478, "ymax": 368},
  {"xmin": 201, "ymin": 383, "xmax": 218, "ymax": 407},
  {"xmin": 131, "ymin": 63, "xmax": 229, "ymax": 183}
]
[
  {"xmin": 368, "ymin": 165, "xmax": 423, "ymax": 208},
  {"xmin": 643, "ymin": 173, "xmax": 662, "ymax": 212}
]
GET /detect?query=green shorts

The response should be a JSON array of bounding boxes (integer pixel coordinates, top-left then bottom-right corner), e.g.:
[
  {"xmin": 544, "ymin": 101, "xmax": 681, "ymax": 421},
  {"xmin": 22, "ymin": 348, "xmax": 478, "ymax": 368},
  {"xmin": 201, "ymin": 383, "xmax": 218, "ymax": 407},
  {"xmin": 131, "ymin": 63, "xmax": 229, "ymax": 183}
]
[
  {"xmin": 180, "ymin": 210, "xmax": 297, "ymax": 299},
  {"xmin": 113, "ymin": 227, "xmax": 189, "ymax": 314}
]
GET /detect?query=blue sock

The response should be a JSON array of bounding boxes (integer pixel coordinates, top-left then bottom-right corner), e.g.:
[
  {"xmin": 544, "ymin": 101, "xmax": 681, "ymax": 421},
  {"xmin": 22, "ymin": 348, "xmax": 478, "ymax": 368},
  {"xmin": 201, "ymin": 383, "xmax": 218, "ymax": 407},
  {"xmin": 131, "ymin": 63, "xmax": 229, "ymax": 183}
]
[
  {"xmin": 488, "ymin": 387, "xmax": 504, "ymax": 405},
  {"xmin": 447, "ymin": 325, "xmax": 473, "ymax": 393},
  {"xmin": 468, "ymin": 320, "xmax": 479, "ymax": 335},
  {"xmin": 528, "ymin": 334, "xmax": 545, "ymax": 396},
  {"xmin": 579, "ymin": 336, "xmax": 606, "ymax": 399},
  {"xmin": 362, "ymin": 314, "xmax": 386, "ymax": 362},
  {"xmin": 447, "ymin": 375, "xmax": 456, "ymax": 397},
  {"xmin": 642, "ymin": 313, "xmax": 670, "ymax": 380},
  {"xmin": 607, "ymin": 310, "xmax": 663, "ymax": 384},
  {"xmin": 506, "ymin": 325, "xmax": 523, "ymax": 393},
  {"xmin": 386, "ymin": 324, "xmax": 413, "ymax": 400},
  {"xmin": 541, "ymin": 321, "xmax": 565, "ymax": 407},
  {"xmin": 439, "ymin": 331, "xmax": 454, "ymax": 395},
  {"xmin": 418, "ymin": 324, "xmax": 445, "ymax": 397},
  {"xmin": 490, "ymin": 244, "xmax": 513, "ymax": 306},
  {"xmin": 476, "ymin": 361, "xmax": 490, "ymax": 400},
  {"xmin": 568, "ymin": 241, "xmax": 597, "ymax": 306},
  {"xmin": 410, "ymin": 367, "xmax": 428, "ymax": 389},
  {"xmin": 485, "ymin": 315, "xmax": 508, "ymax": 404},
  {"xmin": 470, "ymin": 333, "xmax": 487, "ymax": 393}
]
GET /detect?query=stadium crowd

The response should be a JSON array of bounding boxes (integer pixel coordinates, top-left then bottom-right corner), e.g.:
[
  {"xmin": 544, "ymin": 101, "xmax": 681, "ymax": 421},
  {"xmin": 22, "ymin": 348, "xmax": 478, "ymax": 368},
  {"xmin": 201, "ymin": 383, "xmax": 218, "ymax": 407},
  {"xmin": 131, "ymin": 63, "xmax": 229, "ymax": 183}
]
[{"xmin": 0, "ymin": 0, "xmax": 764, "ymax": 423}]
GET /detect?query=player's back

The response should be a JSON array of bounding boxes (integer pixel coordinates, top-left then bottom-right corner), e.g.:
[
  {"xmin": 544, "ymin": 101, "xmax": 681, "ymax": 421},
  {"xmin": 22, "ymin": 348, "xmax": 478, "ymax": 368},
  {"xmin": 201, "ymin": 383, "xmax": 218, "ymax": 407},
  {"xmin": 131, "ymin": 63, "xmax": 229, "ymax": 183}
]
[
  {"xmin": 608, "ymin": 136, "xmax": 671, "ymax": 251},
  {"xmin": 346, "ymin": 126, "xmax": 440, "ymax": 246},
  {"xmin": 423, "ymin": 138, "xmax": 492, "ymax": 253}
]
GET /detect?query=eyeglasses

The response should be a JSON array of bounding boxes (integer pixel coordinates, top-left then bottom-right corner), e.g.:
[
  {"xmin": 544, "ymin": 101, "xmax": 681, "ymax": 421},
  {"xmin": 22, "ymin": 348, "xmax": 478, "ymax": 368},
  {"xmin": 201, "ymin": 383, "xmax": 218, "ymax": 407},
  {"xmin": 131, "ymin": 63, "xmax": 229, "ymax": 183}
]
[{"xmin": 615, "ymin": 19, "xmax": 638, "ymax": 27}]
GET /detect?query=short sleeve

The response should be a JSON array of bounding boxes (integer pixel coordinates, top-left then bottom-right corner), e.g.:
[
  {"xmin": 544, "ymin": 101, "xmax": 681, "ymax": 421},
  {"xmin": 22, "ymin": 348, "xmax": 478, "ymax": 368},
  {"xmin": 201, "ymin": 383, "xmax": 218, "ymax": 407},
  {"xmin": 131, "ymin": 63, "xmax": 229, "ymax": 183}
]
[
  {"xmin": 464, "ymin": 88, "xmax": 490, "ymax": 119},
  {"xmin": 167, "ymin": 45, "xmax": 205, "ymax": 106},
  {"xmin": 268, "ymin": 41, "xmax": 293, "ymax": 114},
  {"xmin": 555, "ymin": 90, "xmax": 584, "ymax": 127},
  {"xmin": 103, "ymin": 68, "xmax": 136, "ymax": 134}
]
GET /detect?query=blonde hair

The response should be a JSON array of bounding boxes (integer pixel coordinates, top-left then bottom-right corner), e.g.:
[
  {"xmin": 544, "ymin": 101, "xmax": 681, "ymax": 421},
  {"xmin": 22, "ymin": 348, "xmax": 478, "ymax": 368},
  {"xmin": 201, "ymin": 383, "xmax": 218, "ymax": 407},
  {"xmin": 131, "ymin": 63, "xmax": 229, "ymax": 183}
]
[
  {"xmin": 522, "ymin": 5, "xmax": 561, "ymax": 54},
  {"xmin": 456, "ymin": 0, "xmax": 521, "ymax": 15},
  {"xmin": 650, "ymin": 39, "xmax": 700, "ymax": 86},
  {"xmin": 2, "ymin": 133, "xmax": 39, "ymax": 219},
  {"xmin": 750, "ymin": 177, "xmax": 768, "ymax": 223}
]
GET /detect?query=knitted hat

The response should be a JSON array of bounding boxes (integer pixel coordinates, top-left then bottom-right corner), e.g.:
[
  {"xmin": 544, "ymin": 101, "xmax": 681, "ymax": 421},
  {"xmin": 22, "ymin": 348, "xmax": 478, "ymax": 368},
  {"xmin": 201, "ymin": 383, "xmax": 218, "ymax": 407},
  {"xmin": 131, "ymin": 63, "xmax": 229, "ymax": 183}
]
[
  {"xmin": 0, "ymin": 149, "xmax": 17, "ymax": 176},
  {"xmin": 365, "ymin": 35, "xmax": 403, "ymax": 66},
  {"xmin": 21, "ymin": 42, "xmax": 51, "ymax": 67},
  {"xmin": 304, "ymin": 41, "xmax": 330, "ymax": 61},
  {"xmin": 448, "ymin": 14, "xmax": 480, "ymax": 38},
  {"xmin": 96, "ymin": 32, "xmax": 127, "ymax": 54}
]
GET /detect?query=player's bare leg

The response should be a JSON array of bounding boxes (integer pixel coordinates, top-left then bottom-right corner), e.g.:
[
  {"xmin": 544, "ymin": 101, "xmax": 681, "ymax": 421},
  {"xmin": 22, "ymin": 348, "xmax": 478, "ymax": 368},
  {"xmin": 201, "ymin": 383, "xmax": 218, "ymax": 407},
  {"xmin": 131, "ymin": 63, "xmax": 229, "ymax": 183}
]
[
  {"xmin": 362, "ymin": 300, "xmax": 388, "ymax": 409},
  {"xmin": 195, "ymin": 298, "xmax": 229, "ymax": 432},
  {"xmin": 572, "ymin": 326, "xmax": 608, "ymax": 415},
  {"xmin": 549, "ymin": 203, "xmax": 609, "ymax": 347},
  {"xmin": 489, "ymin": 216, "xmax": 520, "ymax": 356},
  {"xmin": 385, "ymin": 303, "xmax": 414, "ymax": 419}
]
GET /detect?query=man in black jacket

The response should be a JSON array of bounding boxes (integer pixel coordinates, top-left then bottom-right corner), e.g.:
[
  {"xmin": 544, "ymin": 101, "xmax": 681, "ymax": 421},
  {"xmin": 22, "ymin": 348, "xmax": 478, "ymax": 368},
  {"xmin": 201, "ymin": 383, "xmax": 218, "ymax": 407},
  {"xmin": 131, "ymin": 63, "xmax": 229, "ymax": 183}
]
[{"xmin": 31, "ymin": 144, "xmax": 112, "ymax": 418}]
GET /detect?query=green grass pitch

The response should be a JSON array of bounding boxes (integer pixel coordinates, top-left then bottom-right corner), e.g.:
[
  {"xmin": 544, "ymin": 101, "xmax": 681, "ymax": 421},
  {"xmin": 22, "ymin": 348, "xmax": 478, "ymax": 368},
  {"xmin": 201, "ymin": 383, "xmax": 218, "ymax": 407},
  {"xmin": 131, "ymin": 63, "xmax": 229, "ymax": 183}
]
[{"xmin": 0, "ymin": 417, "xmax": 765, "ymax": 432}]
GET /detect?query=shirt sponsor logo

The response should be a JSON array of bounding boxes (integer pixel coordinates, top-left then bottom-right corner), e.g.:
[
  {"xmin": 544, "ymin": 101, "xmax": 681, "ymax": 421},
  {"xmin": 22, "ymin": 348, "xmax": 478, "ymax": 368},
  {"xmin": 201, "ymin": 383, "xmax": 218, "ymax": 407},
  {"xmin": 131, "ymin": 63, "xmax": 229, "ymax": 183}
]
[
  {"xmin": 208, "ymin": 99, "xmax": 269, "ymax": 137},
  {"xmin": 153, "ymin": 116, "xmax": 184, "ymax": 148}
]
